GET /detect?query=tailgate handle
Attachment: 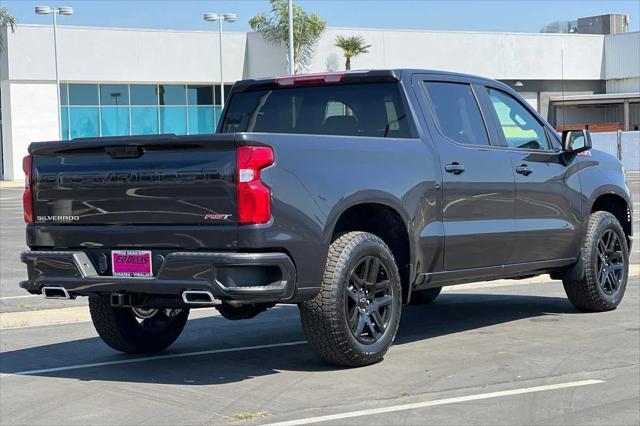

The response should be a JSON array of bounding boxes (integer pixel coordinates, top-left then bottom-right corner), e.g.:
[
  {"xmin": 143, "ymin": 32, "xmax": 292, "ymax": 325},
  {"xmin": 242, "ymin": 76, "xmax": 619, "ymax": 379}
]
[{"xmin": 106, "ymin": 146, "xmax": 142, "ymax": 159}]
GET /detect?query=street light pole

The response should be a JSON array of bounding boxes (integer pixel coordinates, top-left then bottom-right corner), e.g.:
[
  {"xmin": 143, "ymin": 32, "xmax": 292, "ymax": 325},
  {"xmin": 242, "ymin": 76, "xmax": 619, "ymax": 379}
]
[
  {"xmin": 35, "ymin": 6, "xmax": 74, "ymax": 140},
  {"xmin": 288, "ymin": 0, "xmax": 294, "ymax": 74},
  {"xmin": 204, "ymin": 12, "xmax": 236, "ymax": 112},
  {"xmin": 217, "ymin": 18, "xmax": 225, "ymax": 110},
  {"xmin": 52, "ymin": 10, "xmax": 60, "ymax": 138}
]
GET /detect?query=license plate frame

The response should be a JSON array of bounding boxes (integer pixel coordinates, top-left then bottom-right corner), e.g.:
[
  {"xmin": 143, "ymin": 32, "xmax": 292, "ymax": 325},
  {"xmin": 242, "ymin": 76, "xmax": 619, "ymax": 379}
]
[{"xmin": 111, "ymin": 250, "xmax": 152, "ymax": 278}]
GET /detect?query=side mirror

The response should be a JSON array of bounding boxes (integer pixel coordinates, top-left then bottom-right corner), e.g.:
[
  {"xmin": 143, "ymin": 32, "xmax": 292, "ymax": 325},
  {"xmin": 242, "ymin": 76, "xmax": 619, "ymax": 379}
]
[{"xmin": 562, "ymin": 129, "xmax": 592, "ymax": 153}]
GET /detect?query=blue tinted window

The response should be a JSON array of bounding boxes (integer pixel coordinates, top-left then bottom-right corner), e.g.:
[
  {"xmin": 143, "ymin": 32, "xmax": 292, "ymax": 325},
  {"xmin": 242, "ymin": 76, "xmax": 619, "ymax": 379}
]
[
  {"xmin": 160, "ymin": 106, "xmax": 187, "ymax": 135},
  {"xmin": 131, "ymin": 107, "xmax": 159, "ymax": 135},
  {"xmin": 100, "ymin": 85, "xmax": 129, "ymax": 106},
  {"xmin": 68, "ymin": 84, "xmax": 99, "ymax": 106},
  {"xmin": 131, "ymin": 85, "xmax": 158, "ymax": 105},
  {"xmin": 60, "ymin": 107, "xmax": 70, "ymax": 140},
  {"xmin": 187, "ymin": 85, "xmax": 213, "ymax": 105},
  {"xmin": 188, "ymin": 106, "xmax": 214, "ymax": 134},
  {"xmin": 69, "ymin": 107, "xmax": 99, "ymax": 138},
  {"xmin": 159, "ymin": 85, "xmax": 186, "ymax": 105},
  {"xmin": 59, "ymin": 84, "xmax": 69, "ymax": 106},
  {"xmin": 101, "ymin": 107, "xmax": 130, "ymax": 136}
]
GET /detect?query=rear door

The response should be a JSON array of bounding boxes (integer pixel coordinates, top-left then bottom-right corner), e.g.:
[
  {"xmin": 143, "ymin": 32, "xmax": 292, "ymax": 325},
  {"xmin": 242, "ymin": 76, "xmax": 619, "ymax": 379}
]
[
  {"xmin": 420, "ymin": 79, "xmax": 516, "ymax": 270},
  {"xmin": 479, "ymin": 86, "xmax": 582, "ymax": 263}
]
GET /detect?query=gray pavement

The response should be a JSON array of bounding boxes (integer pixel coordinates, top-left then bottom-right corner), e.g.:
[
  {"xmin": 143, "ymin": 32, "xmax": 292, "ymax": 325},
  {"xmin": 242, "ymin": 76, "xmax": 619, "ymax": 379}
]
[{"xmin": 1, "ymin": 280, "xmax": 638, "ymax": 425}]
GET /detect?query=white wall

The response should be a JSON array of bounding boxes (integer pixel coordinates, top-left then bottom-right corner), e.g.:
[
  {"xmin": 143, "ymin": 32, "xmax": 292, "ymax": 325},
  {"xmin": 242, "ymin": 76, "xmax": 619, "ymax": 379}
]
[
  {"xmin": 305, "ymin": 28, "xmax": 605, "ymax": 80},
  {"xmin": 604, "ymin": 32, "xmax": 640, "ymax": 81},
  {"xmin": 5, "ymin": 25, "xmax": 247, "ymax": 83},
  {"xmin": 243, "ymin": 28, "xmax": 606, "ymax": 81},
  {"xmin": 2, "ymin": 83, "xmax": 59, "ymax": 180}
]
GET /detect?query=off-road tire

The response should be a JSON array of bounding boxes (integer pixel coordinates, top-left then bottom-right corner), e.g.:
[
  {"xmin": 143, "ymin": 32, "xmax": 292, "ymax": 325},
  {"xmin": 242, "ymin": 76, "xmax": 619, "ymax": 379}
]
[
  {"xmin": 563, "ymin": 211, "xmax": 629, "ymax": 312},
  {"xmin": 409, "ymin": 287, "xmax": 442, "ymax": 305},
  {"xmin": 299, "ymin": 231, "xmax": 402, "ymax": 367},
  {"xmin": 89, "ymin": 296, "xmax": 189, "ymax": 354}
]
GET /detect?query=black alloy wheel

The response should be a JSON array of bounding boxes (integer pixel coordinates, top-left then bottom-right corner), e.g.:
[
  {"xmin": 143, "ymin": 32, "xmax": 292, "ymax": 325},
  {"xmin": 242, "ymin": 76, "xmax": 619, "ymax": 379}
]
[{"xmin": 345, "ymin": 256, "xmax": 395, "ymax": 344}]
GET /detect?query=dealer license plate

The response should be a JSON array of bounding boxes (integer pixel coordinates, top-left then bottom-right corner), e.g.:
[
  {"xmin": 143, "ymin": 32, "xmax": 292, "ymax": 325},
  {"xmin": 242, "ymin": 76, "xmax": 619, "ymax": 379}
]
[{"xmin": 111, "ymin": 250, "xmax": 152, "ymax": 277}]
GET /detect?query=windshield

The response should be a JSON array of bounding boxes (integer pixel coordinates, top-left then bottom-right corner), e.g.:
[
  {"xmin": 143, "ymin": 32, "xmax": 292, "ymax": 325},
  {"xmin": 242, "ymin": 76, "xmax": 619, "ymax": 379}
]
[{"xmin": 220, "ymin": 82, "xmax": 416, "ymax": 138}]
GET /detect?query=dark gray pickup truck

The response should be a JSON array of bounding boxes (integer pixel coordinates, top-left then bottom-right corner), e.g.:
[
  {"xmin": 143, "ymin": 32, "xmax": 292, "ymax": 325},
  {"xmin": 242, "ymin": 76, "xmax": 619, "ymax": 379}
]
[{"xmin": 21, "ymin": 69, "xmax": 633, "ymax": 366}]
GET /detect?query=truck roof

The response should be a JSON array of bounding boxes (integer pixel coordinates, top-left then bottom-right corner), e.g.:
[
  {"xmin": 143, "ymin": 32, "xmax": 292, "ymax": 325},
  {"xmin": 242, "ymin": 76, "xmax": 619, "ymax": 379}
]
[{"xmin": 232, "ymin": 69, "xmax": 505, "ymax": 92}]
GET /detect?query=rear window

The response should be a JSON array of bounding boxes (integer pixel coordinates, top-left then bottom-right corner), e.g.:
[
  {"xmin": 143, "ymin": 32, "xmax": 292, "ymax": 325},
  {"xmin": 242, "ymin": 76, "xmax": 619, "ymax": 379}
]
[{"xmin": 220, "ymin": 82, "xmax": 417, "ymax": 138}]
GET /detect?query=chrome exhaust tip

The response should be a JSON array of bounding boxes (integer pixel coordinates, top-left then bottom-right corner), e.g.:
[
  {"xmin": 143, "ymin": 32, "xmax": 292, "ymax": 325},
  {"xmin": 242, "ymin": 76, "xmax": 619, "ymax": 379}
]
[
  {"xmin": 181, "ymin": 290, "xmax": 220, "ymax": 305},
  {"xmin": 41, "ymin": 286, "xmax": 71, "ymax": 300}
]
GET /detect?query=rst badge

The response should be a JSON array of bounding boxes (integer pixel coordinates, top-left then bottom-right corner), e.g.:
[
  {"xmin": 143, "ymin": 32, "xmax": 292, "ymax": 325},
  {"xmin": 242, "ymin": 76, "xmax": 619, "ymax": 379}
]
[{"xmin": 204, "ymin": 213, "xmax": 232, "ymax": 220}]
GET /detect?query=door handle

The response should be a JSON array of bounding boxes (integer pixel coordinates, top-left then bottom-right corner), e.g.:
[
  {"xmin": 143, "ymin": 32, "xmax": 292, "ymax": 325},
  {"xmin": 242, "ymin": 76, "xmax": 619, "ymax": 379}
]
[
  {"xmin": 445, "ymin": 163, "xmax": 465, "ymax": 174},
  {"xmin": 515, "ymin": 164, "xmax": 532, "ymax": 176}
]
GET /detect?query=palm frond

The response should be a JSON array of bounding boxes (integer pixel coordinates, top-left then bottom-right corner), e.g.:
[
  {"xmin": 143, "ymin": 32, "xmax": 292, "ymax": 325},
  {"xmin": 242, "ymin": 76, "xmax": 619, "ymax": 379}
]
[
  {"xmin": 335, "ymin": 35, "xmax": 371, "ymax": 58},
  {"xmin": 249, "ymin": 0, "xmax": 326, "ymax": 73},
  {"xmin": 0, "ymin": 6, "xmax": 17, "ymax": 54}
]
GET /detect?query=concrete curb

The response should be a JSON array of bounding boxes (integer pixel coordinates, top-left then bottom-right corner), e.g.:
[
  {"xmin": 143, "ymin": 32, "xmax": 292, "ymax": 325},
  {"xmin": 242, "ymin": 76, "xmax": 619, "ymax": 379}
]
[{"xmin": 0, "ymin": 180, "xmax": 23, "ymax": 188}]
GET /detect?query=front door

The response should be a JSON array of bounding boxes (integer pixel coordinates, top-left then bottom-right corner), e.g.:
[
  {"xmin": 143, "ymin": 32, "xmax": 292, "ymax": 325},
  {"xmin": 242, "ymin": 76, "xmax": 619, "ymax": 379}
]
[
  {"xmin": 421, "ymin": 81, "xmax": 516, "ymax": 271},
  {"xmin": 482, "ymin": 87, "xmax": 582, "ymax": 264}
]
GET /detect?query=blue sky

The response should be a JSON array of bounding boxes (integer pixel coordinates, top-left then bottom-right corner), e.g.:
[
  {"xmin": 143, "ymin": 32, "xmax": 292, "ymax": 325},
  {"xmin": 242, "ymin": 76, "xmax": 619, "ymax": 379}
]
[{"xmin": 4, "ymin": 0, "xmax": 639, "ymax": 33}]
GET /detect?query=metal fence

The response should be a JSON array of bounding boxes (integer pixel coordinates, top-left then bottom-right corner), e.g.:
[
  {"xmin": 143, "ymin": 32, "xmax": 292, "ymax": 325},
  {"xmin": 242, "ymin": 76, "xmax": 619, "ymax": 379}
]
[{"xmin": 590, "ymin": 131, "xmax": 640, "ymax": 171}]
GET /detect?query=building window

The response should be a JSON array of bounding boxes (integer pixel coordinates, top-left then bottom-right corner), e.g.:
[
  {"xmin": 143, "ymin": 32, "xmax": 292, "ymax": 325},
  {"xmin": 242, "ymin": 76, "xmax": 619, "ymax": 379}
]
[{"xmin": 60, "ymin": 82, "xmax": 231, "ymax": 140}]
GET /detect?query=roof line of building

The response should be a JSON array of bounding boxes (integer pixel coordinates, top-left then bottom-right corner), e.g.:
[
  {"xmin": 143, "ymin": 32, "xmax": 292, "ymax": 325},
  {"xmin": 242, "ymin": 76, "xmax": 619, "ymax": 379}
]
[{"xmin": 11, "ymin": 23, "xmax": 617, "ymax": 38}]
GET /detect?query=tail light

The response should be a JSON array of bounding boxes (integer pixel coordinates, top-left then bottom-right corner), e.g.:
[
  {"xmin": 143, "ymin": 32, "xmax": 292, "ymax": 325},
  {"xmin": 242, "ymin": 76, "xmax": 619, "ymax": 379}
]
[
  {"xmin": 22, "ymin": 155, "xmax": 34, "ymax": 224},
  {"xmin": 236, "ymin": 146, "xmax": 274, "ymax": 224}
]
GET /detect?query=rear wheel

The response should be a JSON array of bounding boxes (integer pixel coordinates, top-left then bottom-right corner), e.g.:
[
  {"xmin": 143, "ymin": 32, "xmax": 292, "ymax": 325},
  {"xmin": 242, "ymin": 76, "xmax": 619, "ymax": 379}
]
[
  {"xmin": 299, "ymin": 232, "xmax": 402, "ymax": 367},
  {"xmin": 409, "ymin": 287, "xmax": 442, "ymax": 305},
  {"xmin": 89, "ymin": 296, "xmax": 189, "ymax": 354},
  {"xmin": 563, "ymin": 211, "xmax": 629, "ymax": 312}
]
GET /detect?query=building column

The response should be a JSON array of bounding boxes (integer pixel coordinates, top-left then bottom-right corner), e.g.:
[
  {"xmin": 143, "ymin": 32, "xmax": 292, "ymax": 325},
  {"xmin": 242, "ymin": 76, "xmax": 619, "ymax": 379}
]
[
  {"xmin": 623, "ymin": 100, "xmax": 630, "ymax": 131},
  {"xmin": 2, "ymin": 82, "xmax": 59, "ymax": 181}
]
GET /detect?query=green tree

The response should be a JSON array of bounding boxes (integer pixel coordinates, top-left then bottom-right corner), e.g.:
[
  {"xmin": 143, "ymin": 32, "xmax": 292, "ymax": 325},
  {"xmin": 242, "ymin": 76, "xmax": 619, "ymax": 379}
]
[
  {"xmin": 0, "ymin": 6, "xmax": 17, "ymax": 53},
  {"xmin": 334, "ymin": 35, "xmax": 371, "ymax": 71},
  {"xmin": 249, "ymin": 0, "xmax": 326, "ymax": 74}
]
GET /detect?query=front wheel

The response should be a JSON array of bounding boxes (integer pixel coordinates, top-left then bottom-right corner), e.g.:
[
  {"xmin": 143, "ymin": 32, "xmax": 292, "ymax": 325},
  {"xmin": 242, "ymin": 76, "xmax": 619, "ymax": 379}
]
[
  {"xmin": 563, "ymin": 211, "xmax": 629, "ymax": 312},
  {"xmin": 89, "ymin": 297, "xmax": 189, "ymax": 354},
  {"xmin": 299, "ymin": 232, "xmax": 402, "ymax": 367}
]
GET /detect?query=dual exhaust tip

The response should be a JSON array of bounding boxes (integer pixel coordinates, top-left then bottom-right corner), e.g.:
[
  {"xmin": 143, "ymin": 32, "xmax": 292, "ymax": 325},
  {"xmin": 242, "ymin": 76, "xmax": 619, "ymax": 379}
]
[
  {"xmin": 41, "ymin": 286, "xmax": 71, "ymax": 299},
  {"xmin": 41, "ymin": 286, "xmax": 220, "ymax": 306},
  {"xmin": 181, "ymin": 290, "xmax": 221, "ymax": 306}
]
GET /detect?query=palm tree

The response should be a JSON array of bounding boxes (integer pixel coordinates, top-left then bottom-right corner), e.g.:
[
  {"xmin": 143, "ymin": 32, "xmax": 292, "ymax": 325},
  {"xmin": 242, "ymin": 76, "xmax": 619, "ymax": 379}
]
[
  {"xmin": 335, "ymin": 35, "xmax": 371, "ymax": 71},
  {"xmin": 250, "ymin": 0, "xmax": 326, "ymax": 74},
  {"xmin": 0, "ymin": 6, "xmax": 17, "ymax": 54}
]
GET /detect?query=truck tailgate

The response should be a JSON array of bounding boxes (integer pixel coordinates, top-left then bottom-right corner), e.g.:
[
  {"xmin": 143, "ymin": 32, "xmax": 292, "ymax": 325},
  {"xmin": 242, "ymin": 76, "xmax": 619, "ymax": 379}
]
[{"xmin": 30, "ymin": 135, "xmax": 237, "ymax": 226}]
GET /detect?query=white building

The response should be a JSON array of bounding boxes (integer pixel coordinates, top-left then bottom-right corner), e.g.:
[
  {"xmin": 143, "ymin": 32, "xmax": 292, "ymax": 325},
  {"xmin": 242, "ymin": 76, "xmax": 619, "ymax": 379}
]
[{"xmin": 1, "ymin": 23, "xmax": 638, "ymax": 180}]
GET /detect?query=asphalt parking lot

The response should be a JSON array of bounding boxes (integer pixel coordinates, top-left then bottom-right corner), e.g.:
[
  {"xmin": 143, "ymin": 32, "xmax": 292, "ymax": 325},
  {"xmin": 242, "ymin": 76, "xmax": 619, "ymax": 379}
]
[
  {"xmin": 1, "ymin": 280, "xmax": 638, "ymax": 425},
  {"xmin": 1, "ymin": 174, "xmax": 639, "ymax": 425}
]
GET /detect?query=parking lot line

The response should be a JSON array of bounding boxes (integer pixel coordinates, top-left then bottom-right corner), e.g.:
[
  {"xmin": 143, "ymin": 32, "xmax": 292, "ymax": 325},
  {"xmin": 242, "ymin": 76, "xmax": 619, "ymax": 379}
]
[
  {"xmin": 3, "ymin": 340, "xmax": 308, "ymax": 377},
  {"xmin": 265, "ymin": 379, "xmax": 605, "ymax": 426},
  {"xmin": 0, "ymin": 295, "xmax": 39, "ymax": 300}
]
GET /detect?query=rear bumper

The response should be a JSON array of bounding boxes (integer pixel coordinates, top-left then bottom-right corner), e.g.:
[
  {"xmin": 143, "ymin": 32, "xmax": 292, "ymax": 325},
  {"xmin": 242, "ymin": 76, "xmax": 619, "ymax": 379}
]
[{"xmin": 20, "ymin": 250, "xmax": 297, "ymax": 303}]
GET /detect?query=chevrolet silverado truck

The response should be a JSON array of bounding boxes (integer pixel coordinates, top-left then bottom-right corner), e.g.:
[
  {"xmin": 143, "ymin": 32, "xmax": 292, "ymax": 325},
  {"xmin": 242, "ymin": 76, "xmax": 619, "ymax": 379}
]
[{"xmin": 20, "ymin": 70, "xmax": 633, "ymax": 367}]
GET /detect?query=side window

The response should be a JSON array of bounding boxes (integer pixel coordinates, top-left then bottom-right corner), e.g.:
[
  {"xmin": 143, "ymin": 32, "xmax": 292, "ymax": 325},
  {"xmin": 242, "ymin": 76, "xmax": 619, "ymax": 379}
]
[
  {"xmin": 424, "ymin": 82, "xmax": 489, "ymax": 146},
  {"xmin": 487, "ymin": 89, "xmax": 551, "ymax": 150},
  {"xmin": 325, "ymin": 101, "xmax": 354, "ymax": 119}
]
